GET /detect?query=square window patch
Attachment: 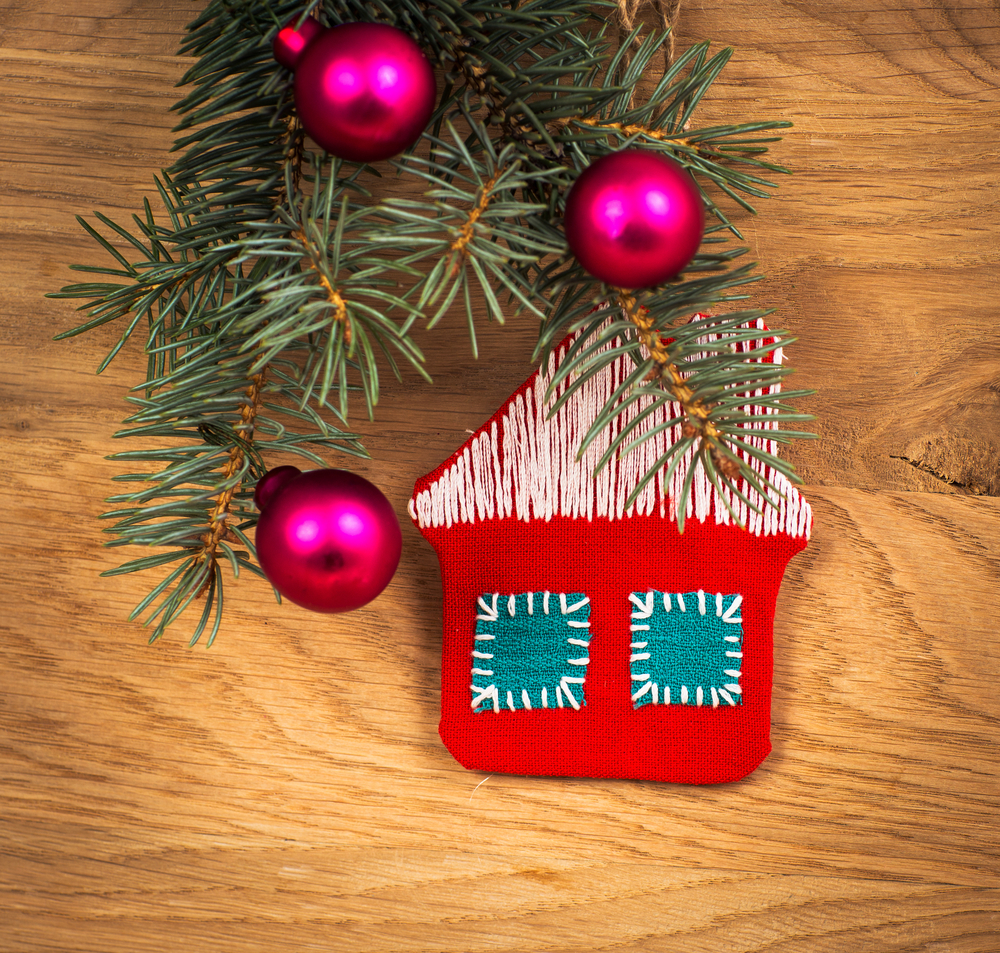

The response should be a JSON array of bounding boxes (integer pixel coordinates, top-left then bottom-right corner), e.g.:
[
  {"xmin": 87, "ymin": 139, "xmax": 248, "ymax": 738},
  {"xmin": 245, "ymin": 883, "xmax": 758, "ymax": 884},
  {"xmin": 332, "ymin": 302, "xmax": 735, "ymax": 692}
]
[
  {"xmin": 629, "ymin": 590, "xmax": 743, "ymax": 708},
  {"xmin": 472, "ymin": 592, "xmax": 591, "ymax": 713}
]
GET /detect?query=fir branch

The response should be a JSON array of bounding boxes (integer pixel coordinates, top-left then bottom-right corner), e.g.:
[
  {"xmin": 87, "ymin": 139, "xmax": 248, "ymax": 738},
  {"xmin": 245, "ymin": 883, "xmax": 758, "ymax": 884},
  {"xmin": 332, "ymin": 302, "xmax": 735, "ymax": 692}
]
[
  {"xmin": 196, "ymin": 366, "xmax": 267, "ymax": 596},
  {"xmin": 619, "ymin": 291, "xmax": 708, "ymax": 418},
  {"xmin": 449, "ymin": 171, "xmax": 498, "ymax": 259},
  {"xmin": 51, "ymin": 0, "xmax": 347, "ymax": 643},
  {"xmin": 51, "ymin": 0, "xmax": 812, "ymax": 642},
  {"xmin": 293, "ymin": 226, "xmax": 353, "ymax": 345},
  {"xmin": 614, "ymin": 292, "xmax": 808, "ymax": 527},
  {"xmin": 366, "ymin": 118, "xmax": 567, "ymax": 352}
]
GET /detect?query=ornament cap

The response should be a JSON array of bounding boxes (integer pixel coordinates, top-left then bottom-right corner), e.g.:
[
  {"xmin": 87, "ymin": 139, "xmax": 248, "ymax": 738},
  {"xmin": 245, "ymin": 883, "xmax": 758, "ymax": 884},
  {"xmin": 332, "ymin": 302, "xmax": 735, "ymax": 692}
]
[
  {"xmin": 254, "ymin": 465, "xmax": 302, "ymax": 512},
  {"xmin": 273, "ymin": 14, "xmax": 324, "ymax": 71}
]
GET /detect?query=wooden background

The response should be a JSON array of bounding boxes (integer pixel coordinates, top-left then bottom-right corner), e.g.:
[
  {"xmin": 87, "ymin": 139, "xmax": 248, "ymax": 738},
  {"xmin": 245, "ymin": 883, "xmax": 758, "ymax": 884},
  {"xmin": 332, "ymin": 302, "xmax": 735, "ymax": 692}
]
[{"xmin": 2, "ymin": 0, "xmax": 999, "ymax": 949}]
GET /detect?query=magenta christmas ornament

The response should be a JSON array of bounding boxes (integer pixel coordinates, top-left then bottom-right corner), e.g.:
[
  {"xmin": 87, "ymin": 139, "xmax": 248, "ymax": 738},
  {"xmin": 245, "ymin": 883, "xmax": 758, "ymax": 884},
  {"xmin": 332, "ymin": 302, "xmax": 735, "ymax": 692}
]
[
  {"xmin": 254, "ymin": 467, "xmax": 402, "ymax": 613},
  {"xmin": 273, "ymin": 17, "xmax": 437, "ymax": 163},
  {"xmin": 564, "ymin": 150, "xmax": 705, "ymax": 288}
]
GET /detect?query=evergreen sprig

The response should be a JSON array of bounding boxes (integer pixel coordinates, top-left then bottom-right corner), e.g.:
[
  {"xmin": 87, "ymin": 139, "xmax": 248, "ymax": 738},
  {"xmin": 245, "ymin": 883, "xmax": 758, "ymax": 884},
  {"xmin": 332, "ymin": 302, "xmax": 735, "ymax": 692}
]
[{"xmin": 52, "ymin": 0, "xmax": 812, "ymax": 644}]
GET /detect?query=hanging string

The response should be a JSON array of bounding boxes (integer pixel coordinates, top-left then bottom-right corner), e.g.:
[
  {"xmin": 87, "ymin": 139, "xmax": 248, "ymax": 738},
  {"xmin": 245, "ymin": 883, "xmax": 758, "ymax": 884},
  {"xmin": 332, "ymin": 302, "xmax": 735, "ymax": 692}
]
[{"xmin": 615, "ymin": 0, "xmax": 683, "ymax": 75}]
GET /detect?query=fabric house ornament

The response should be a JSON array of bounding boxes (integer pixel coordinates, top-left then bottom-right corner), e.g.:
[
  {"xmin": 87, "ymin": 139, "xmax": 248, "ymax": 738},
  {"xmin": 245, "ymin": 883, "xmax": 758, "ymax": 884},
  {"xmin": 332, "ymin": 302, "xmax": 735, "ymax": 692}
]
[{"xmin": 409, "ymin": 315, "xmax": 811, "ymax": 784}]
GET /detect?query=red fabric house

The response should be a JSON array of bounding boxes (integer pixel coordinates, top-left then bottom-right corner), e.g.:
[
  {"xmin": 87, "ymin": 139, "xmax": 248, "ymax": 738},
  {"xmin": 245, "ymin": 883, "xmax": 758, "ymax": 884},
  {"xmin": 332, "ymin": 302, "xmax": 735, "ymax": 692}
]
[{"xmin": 410, "ymin": 317, "xmax": 811, "ymax": 784}]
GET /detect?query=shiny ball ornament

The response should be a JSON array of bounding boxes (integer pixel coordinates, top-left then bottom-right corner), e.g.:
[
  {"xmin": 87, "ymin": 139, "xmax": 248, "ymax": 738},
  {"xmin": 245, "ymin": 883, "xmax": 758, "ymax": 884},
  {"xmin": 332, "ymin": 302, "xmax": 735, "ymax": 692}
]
[
  {"xmin": 254, "ymin": 467, "xmax": 402, "ymax": 613},
  {"xmin": 273, "ymin": 18, "xmax": 436, "ymax": 163},
  {"xmin": 563, "ymin": 150, "xmax": 705, "ymax": 288}
]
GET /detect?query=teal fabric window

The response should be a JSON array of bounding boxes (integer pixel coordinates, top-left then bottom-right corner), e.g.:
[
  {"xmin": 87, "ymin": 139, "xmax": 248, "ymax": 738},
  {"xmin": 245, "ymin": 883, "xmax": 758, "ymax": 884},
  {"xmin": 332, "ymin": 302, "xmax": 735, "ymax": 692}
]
[
  {"xmin": 629, "ymin": 590, "xmax": 744, "ymax": 708},
  {"xmin": 472, "ymin": 592, "xmax": 591, "ymax": 713}
]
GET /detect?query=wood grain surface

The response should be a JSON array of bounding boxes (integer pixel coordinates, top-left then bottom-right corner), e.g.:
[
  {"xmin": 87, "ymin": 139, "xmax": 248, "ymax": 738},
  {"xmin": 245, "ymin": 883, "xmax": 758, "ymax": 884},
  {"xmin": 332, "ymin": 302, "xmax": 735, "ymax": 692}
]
[{"xmin": 2, "ymin": 1, "xmax": 999, "ymax": 950}]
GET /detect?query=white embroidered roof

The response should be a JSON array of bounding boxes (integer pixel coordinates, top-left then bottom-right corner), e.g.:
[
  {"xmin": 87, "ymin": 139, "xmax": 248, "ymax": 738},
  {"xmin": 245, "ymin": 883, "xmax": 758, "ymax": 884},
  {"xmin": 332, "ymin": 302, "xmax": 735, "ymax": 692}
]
[{"xmin": 410, "ymin": 318, "xmax": 811, "ymax": 539}]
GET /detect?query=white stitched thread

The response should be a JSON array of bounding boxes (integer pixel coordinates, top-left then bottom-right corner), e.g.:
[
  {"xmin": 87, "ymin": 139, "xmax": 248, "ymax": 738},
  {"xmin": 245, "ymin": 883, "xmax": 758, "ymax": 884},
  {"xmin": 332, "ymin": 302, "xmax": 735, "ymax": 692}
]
[
  {"xmin": 629, "ymin": 592, "xmax": 653, "ymax": 618},
  {"xmin": 725, "ymin": 635, "xmax": 740, "ymax": 643},
  {"xmin": 664, "ymin": 686, "xmax": 670, "ymax": 705},
  {"xmin": 719, "ymin": 688, "xmax": 736, "ymax": 705},
  {"xmin": 697, "ymin": 590, "xmax": 706, "ymax": 615},
  {"xmin": 477, "ymin": 594, "xmax": 498, "ymax": 621},
  {"xmin": 716, "ymin": 592, "xmax": 723, "ymax": 617},
  {"xmin": 711, "ymin": 686, "xmax": 720, "ymax": 708},
  {"xmin": 726, "ymin": 651, "xmax": 743, "ymax": 659},
  {"xmin": 724, "ymin": 684, "xmax": 743, "ymax": 694},
  {"xmin": 566, "ymin": 620, "xmax": 591, "ymax": 629},
  {"xmin": 507, "ymin": 594, "xmax": 515, "ymax": 617},
  {"xmin": 543, "ymin": 591, "xmax": 550, "ymax": 614},
  {"xmin": 632, "ymin": 681, "xmax": 652, "ymax": 702},
  {"xmin": 676, "ymin": 594, "xmax": 686, "ymax": 613},
  {"xmin": 521, "ymin": 689, "xmax": 532, "ymax": 710},
  {"xmin": 560, "ymin": 678, "xmax": 582, "ymax": 710},
  {"xmin": 652, "ymin": 682, "xmax": 659, "ymax": 704},
  {"xmin": 630, "ymin": 641, "xmax": 648, "ymax": 649},
  {"xmin": 680, "ymin": 685, "xmax": 689, "ymax": 704},
  {"xmin": 472, "ymin": 651, "xmax": 494, "ymax": 659},
  {"xmin": 507, "ymin": 691, "xmax": 515, "ymax": 711},
  {"xmin": 631, "ymin": 653, "xmax": 651, "ymax": 662},
  {"xmin": 632, "ymin": 673, "xmax": 650, "ymax": 681},
  {"xmin": 567, "ymin": 657, "xmax": 590, "ymax": 666},
  {"xmin": 722, "ymin": 594, "xmax": 742, "ymax": 622},
  {"xmin": 696, "ymin": 686, "xmax": 704, "ymax": 706},
  {"xmin": 725, "ymin": 669, "xmax": 741, "ymax": 678},
  {"xmin": 471, "ymin": 668, "xmax": 494, "ymax": 676},
  {"xmin": 565, "ymin": 596, "xmax": 590, "ymax": 613},
  {"xmin": 527, "ymin": 591, "xmax": 533, "ymax": 615},
  {"xmin": 630, "ymin": 624, "xmax": 650, "ymax": 632},
  {"xmin": 559, "ymin": 593, "xmax": 569, "ymax": 615},
  {"xmin": 541, "ymin": 687, "xmax": 548, "ymax": 708},
  {"xmin": 471, "ymin": 684, "xmax": 500, "ymax": 712},
  {"xmin": 567, "ymin": 638, "xmax": 590, "ymax": 647},
  {"xmin": 556, "ymin": 685, "xmax": 565, "ymax": 708},
  {"xmin": 474, "ymin": 634, "xmax": 495, "ymax": 641},
  {"xmin": 663, "ymin": 592, "xmax": 671, "ymax": 612}
]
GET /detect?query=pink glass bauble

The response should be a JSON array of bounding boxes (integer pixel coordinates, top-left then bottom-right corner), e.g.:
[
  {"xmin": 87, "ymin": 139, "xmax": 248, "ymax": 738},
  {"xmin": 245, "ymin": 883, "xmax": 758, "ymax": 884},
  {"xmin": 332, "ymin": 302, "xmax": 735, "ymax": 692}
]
[
  {"xmin": 274, "ymin": 19, "xmax": 437, "ymax": 163},
  {"xmin": 564, "ymin": 150, "xmax": 705, "ymax": 288},
  {"xmin": 254, "ymin": 467, "xmax": 402, "ymax": 613}
]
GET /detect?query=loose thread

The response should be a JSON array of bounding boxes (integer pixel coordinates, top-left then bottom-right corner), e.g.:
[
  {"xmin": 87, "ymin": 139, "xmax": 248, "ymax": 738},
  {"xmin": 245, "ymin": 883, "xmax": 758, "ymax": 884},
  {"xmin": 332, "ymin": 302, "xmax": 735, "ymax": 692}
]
[{"xmin": 615, "ymin": 0, "xmax": 685, "ymax": 96}]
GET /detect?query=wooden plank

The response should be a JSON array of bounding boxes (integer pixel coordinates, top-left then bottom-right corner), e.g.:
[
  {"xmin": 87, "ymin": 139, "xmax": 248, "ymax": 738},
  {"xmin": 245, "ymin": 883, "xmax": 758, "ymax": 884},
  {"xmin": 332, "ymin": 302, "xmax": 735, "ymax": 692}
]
[
  {"xmin": 3, "ymin": 857, "xmax": 1000, "ymax": 952},
  {"xmin": 677, "ymin": 0, "xmax": 1000, "ymax": 100},
  {"xmin": 0, "ymin": 0, "xmax": 192, "ymax": 54},
  {"xmin": 7, "ymin": 66, "xmax": 999, "ymax": 495},
  {"xmin": 2, "ymin": 480, "xmax": 998, "ymax": 882},
  {"xmin": 693, "ymin": 92, "xmax": 1000, "ymax": 496}
]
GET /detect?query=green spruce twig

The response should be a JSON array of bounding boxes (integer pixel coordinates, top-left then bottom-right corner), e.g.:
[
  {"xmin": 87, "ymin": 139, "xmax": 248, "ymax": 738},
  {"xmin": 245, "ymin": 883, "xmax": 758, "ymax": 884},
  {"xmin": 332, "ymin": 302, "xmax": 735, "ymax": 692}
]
[{"xmin": 52, "ymin": 0, "xmax": 812, "ymax": 644}]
